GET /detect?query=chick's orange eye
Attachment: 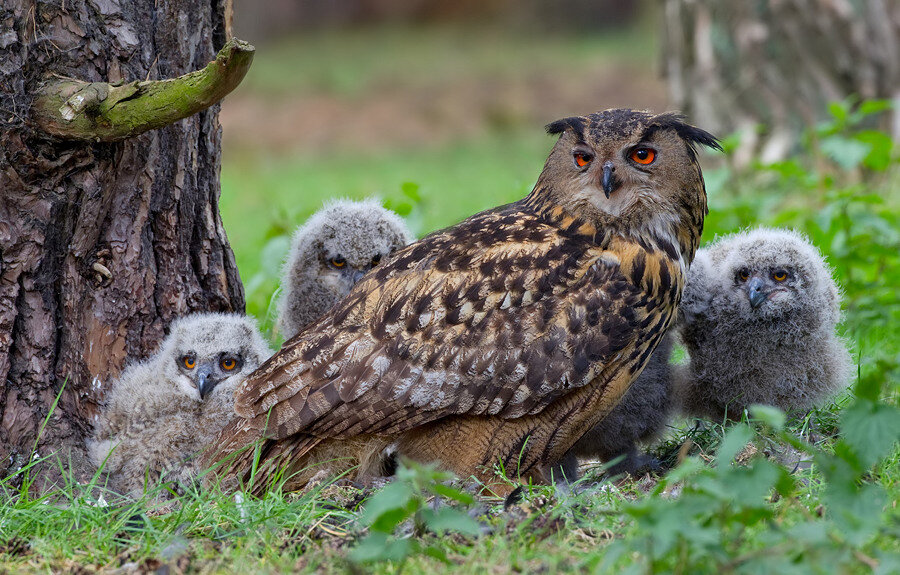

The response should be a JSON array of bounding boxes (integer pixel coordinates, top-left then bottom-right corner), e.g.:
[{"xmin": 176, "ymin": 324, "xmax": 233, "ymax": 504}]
[
  {"xmin": 573, "ymin": 151, "xmax": 593, "ymax": 168},
  {"xmin": 371, "ymin": 254, "xmax": 382, "ymax": 267},
  {"xmin": 221, "ymin": 358, "xmax": 236, "ymax": 371},
  {"xmin": 738, "ymin": 269, "xmax": 750, "ymax": 281},
  {"xmin": 330, "ymin": 256, "xmax": 346, "ymax": 268},
  {"xmin": 772, "ymin": 270, "xmax": 788, "ymax": 282},
  {"xmin": 182, "ymin": 356, "xmax": 195, "ymax": 369},
  {"xmin": 630, "ymin": 147, "xmax": 656, "ymax": 165}
]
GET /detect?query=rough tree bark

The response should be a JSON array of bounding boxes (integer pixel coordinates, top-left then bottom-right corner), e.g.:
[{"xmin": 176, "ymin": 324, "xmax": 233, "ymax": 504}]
[
  {"xmin": 662, "ymin": 0, "xmax": 900, "ymax": 166},
  {"xmin": 0, "ymin": 0, "xmax": 247, "ymax": 488}
]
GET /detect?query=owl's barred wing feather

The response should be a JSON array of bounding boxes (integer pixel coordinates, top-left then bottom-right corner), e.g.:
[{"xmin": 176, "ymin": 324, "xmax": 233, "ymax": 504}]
[{"xmin": 234, "ymin": 205, "xmax": 652, "ymax": 443}]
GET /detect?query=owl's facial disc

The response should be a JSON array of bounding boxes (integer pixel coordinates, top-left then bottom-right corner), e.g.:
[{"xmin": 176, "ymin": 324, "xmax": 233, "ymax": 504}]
[{"xmin": 735, "ymin": 266, "xmax": 797, "ymax": 312}]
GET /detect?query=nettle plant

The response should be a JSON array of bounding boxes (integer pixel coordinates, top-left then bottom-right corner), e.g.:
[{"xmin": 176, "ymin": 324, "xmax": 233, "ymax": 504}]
[
  {"xmin": 586, "ymin": 360, "xmax": 900, "ymax": 574},
  {"xmin": 704, "ymin": 99, "xmax": 899, "ymax": 363},
  {"xmin": 349, "ymin": 459, "xmax": 482, "ymax": 565}
]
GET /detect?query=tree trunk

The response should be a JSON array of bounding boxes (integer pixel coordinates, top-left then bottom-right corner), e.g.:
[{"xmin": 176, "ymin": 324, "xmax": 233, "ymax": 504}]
[
  {"xmin": 662, "ymin": 0, "xmax": 900, "ymax": 166},
  {"xmin": 0, "ymin": 0, "xmax": 245, "ymax": 489}
]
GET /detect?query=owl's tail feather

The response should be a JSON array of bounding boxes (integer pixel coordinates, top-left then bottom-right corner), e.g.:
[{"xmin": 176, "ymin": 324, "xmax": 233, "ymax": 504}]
[{"xmin": 203, "ymin": 417, "xmax": 389, "ymax": 496}]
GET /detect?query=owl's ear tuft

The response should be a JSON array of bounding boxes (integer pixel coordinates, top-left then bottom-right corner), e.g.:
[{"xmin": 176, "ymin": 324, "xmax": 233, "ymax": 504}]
[
  {"xmin": 545, "ymin": 116, "xmax": 586, "ymax": 138},
  {"xmin": 676, "ymin": 124, "xmax": 723, "ymax": 152},
  {"xmin": 651, "ymin": 113, "xmax": 723, "ymax": 152}
]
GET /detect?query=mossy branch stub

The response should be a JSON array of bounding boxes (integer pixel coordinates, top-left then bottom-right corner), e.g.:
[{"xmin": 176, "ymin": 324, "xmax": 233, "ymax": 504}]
[{"xmin": 32, "ymin": 38, "xmax": 255, "ymax": 142}]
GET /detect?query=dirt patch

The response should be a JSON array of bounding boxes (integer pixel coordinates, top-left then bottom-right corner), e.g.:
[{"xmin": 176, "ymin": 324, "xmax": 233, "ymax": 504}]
[
  {"xmin": 220, "ymin": 61, "xmax": 666, "ymax": 154},
  {"xmin": 0, "ymin": 537, "xmax": 30, "ymax": 558}
]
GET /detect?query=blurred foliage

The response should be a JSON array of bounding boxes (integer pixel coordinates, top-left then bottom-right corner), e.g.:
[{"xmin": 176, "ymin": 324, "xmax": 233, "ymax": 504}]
[{"xmin": 702, "ymin": 98, "xmax": 900, "ymax": 362}]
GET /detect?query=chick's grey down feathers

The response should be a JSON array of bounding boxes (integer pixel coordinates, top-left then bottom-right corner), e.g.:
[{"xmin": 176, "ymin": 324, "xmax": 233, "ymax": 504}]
[
  {"xmin": 277, "ymin": 199, "xmax": 414, "ymax": 340},
  {"xmin": 211, "ymin": 109, "xmax": 720, "ymax": 494},
  {"xmin": 677, "ymin": 227, "xmax": 853, "ymax": 420},
  {"xmin": 87, "ymin": 313, "xmax": 272, "ymax": 496}
]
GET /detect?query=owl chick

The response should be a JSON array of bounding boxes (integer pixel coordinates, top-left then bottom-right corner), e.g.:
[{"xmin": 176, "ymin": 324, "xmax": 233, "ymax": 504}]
[
  {"xmin": 277, "ymin": 198, "xmax": 414, "ymax": 340},
  {"xmin": 553, "ymin": 333, "xmax": 675, "ymax": 480},
  {"xmin": 677, "ymin": 228, "xmax": 853, "ymax": 420},
  {"xmin": 88, "ymin": 312, "xmax": 272, "ymax": 497},
  {"xmin": 210, "ymin": 109, "xmax": 721, "ymax": 496}
]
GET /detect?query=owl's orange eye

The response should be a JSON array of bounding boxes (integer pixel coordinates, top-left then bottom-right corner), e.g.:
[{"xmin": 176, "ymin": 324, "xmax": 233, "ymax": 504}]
[
  {"xmin": 371, "ymin": 253, "xmax": 382, "ymax": 267},
  {"xmin": 573, "ymin": 151, "xmax": 593, "ymax": 168},
  {"xmin": 630, "ymin": 147, "xmax": 656, "ymax": 165},
  {"xmin": 330, "ymin": 256, "xmax": 346, "ymax": 268},
  {"xmin": 182, "ymin": 356, "xmax": 196, "ymax": 369},
  {"xmin": 221, "ymin": 358, "xmax": 237, "ymax": 371},
  {"xmin": 772, "ymin": 270, "xmax": 788, "ymax": 282},
  {"xmin": 738, "ymin": 269, "xmax": 750, "ymax": 282}
]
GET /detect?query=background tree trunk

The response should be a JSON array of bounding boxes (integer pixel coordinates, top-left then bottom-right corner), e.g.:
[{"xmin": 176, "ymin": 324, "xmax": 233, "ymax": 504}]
[
  {"xmin": 0, "ymin": 0, "xmax": 243, "ymax": 487},
  {"xmin": 662, "ymin": 0, "xmax": 900, "ymax": 166}
]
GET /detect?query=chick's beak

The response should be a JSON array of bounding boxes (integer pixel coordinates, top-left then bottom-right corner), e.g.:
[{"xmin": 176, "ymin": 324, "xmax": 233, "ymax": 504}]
[
  {"xmin": 601, "ymin": 161, "xmax": 618, "ymax": 199},
  {"xmin": 350, "ymin": 268, "xmax": 366, "ymax": 284},
  {"xmin": 747, "ymin": 277, "xmax": 767, "ymax": 309},
  {"xmin": 196, "ymin": 363, "xmax": 221, "ymax": 400}
]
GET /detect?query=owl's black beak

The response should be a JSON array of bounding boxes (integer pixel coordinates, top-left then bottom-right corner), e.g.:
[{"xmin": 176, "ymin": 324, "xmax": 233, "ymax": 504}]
[
  {"xmin": 601, "ymin": 161, "xmax": 618, "ymax": 199},
  {"xmin": 196, "ymin": 364, "xmax": 221, "ymax": 400},
  {"xmin": 747, "ymin": 277, "xmax": 767, "ymax": 309},
  {"xmin": 351, "ymin": 268, "xmax": 366, "ymax": 284}
]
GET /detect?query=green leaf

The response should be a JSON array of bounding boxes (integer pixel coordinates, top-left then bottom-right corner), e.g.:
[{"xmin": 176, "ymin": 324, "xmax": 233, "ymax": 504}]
[
  {"xmin": 858, "ymin": 99, "xmax": 893, "ymax": 116},
  {"xmin": 358, "ymin": 480, "xmax": 415, "ymax": 529},
  {"xmin": 749, "ymin": 404, "xmax": 786, "ymax": 430},
  {"xmin": 665, "ymin": 456, "xmax": 707, "ymax": 483},
  {"xmin": 400, "ymin": 181, "xmax": 422, "ymax": 202},
  {"xmin": 429, "ymin": 482, "xmax": 475, "ymax": 505},
  {"xmin": 722, "ymin": 460, "xmax": 781, "ymax": 509},
  {"xmin": 820, "ymin": 136, "xmax": 871, "ymax": 170},
  {"xmin": 855, "ymin": 130, "xmax": 895, "ymax": 171},
  {"xmin": 369, "ymin": 506, "xmax": 411, "ymax": 533},
  {"xmin": 419, "ymin": 507, "xmax": 482, "ymax": 536},
  {"xmin": 840, "ymin": 400, "xmax": 900, "ymax": 468},
  {"xmin": 717, "ymin": 424, "xmax": 754, "ymax": 471},
  {"xmin": 773, "ymin": 464, "xmax": 797, "ymax": 497},
  {"xmin": 786, "ymin": 521, "xmax": 829, "ymax": 545},
  {"xmin": 827, "ymin": 101, "xmax": 850, "ymax": 124},
  {"xmin": 348, "ymin": 532, "xmax": 413, "ymax": 563},
  {"xmin": 825, "ymin": 482, "xmax": 887, "ymax": 546}
]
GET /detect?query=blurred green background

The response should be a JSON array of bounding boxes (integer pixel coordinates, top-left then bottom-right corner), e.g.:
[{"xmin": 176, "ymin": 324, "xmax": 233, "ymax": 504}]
[{"xmin": 219, "ymin": 13, "xmax": 667, "ymax": 331}]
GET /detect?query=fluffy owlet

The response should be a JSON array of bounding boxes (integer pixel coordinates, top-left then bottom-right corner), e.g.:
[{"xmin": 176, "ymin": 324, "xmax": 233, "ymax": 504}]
[
  {"xmin": 677, "ymin": 228, "xmax": 853, "ymax": 420},
  {"xmin": 277, "ymin": 199, "xmax": 414, "ymax": 340},
  {"xmin": 88, "ymin": 312, "xmax": 272, "ymax": 497},
  {"xmin": 209, "ymin": 109, "xmax": 720, "ymax": 495}
]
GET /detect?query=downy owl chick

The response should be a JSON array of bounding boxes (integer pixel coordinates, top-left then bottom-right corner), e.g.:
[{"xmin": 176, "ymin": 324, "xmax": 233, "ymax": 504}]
[
  {"xmin": 88, "ymin": 312, "xmax": 272, "ymax": 497},
  {"xmin": 277, "ymin": 198, "xmax": 413, "ymax": 340},
  {"xmin": 677, "ymin": 228, "xmax": 853, "ymax": 420}
]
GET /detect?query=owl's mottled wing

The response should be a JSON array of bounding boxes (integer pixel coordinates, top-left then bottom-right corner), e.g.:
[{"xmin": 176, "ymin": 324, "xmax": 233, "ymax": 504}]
[{"xmin": 235, "ymin": 204, "xmax": 652, "ymax": 441}]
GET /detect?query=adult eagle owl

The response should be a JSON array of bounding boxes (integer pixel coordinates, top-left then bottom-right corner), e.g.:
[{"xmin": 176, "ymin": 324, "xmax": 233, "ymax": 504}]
[{"xmin": 211, "ymin": 109, "xmax": 720, "ymax": 494}]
